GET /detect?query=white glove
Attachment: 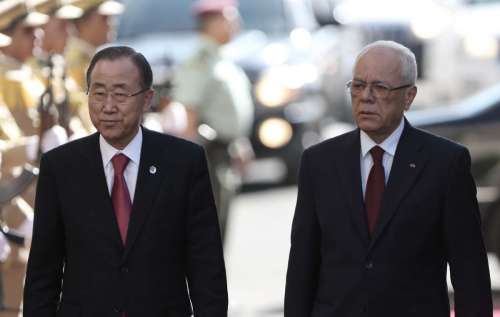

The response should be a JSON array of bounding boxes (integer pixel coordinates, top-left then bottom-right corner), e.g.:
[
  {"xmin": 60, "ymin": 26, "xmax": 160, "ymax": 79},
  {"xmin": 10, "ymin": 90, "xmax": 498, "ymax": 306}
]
[
  {"xmin": 41, "ymin": 125, "xmax": 68, "ymax": 153},
  {"xmin": 0, "ymin": 232, "xmax": 11, "ymax": 263},
  {"xmin": 25, "ymin": 135, "xmax": 39, "ymax": 161},
  {"xmin": 17, "ymin": 216, "xmax": 33, "ymax": 241}
]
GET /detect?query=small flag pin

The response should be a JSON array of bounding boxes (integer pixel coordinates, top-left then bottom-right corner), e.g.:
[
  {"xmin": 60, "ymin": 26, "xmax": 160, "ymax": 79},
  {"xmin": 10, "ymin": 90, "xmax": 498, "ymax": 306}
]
[{"xmin": 149, "ymin": 166, "xmax": 157, "ymax": 174}]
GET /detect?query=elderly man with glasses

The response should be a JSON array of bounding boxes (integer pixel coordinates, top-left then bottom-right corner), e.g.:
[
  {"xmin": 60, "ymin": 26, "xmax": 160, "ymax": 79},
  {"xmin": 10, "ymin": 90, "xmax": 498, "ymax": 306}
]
[{"xmin": 284, "ymin": 40, "xmax": 492, "ymax": 317}]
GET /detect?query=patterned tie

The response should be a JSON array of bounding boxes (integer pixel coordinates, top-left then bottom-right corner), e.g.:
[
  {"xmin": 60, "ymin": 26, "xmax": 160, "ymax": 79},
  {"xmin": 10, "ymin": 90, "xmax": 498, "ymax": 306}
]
[
  {"xmin": 365, "ymin": 146, "xmax": 385, "ymax": 236},
  {"xmin": 111, "ymin": 154, "xmax": 132, "ymax": 244}
]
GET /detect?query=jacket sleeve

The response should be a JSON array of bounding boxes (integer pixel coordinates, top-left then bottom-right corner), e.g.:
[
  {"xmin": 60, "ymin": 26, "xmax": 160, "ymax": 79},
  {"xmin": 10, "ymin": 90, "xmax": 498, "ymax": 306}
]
[
  {"xmin": 185, "ymin": 146, "xmax": 228, "ymax": 317},
  {"xmin": 23, "ymin": 154, "xmax": 65, "ymax": 317},
  {"xmin": 444, "ymin": 147, "xmax": 493, "ymax": 317},
  {"xmin": 284, "ymin": 149, "xmax": 321, "ymax": 317}
]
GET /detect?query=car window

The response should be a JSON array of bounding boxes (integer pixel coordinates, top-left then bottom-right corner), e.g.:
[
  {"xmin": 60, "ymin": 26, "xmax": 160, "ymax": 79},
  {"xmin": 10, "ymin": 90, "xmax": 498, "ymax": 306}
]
[{"xmin": 117, "ymin": 0, "xmax": 290, "ymax": 39}]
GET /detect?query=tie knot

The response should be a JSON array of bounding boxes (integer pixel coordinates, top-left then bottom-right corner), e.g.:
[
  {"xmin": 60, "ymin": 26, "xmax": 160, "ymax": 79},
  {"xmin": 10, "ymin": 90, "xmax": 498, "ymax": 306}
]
[
  {"xmin": 112, "ymin": 153, "xmax": 129, "ymax": 175},
  {"xmin": 370, "ymin": 146, "xmax": 384, "ymax": 163}
]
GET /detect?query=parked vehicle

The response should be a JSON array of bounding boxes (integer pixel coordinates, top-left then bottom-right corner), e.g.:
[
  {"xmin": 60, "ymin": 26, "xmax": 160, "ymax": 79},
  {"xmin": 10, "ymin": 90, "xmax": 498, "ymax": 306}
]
[
  {"xmin": 406, "ymin": 83, "xmax": 500, "ymax": 257},
  {"xmin": 116, "ymin": 0, "xmax": 344, "ymax": 184}
]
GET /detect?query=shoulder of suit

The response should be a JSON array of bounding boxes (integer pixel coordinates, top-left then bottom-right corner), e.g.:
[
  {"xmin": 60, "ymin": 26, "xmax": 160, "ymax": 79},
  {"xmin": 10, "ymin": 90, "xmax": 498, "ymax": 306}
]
[
  {"xmin": 142, "ymin": 128, "xmax": 204, "ymax": 154},
  {"xmin": 305, "ymin": 128, "xmax": 358, "ymax": 156},
  {"xmin": 42, "ymin": 132, "xmax": 98, "ymax": 161},
  {"xmin": 410, "ymin": 126, "xmax": 467, "ymax": 154}
]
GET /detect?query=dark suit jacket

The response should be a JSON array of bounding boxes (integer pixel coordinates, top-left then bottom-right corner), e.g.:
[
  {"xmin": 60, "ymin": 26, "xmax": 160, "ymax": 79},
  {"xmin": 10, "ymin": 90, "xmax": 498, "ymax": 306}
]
[
  {"xmin": 23, "ymin": 128, "xmax": 228, "ymax": 317},
  {"xmin": 284, "ymin": 120, "xmax": 492, "ymax": 317}
]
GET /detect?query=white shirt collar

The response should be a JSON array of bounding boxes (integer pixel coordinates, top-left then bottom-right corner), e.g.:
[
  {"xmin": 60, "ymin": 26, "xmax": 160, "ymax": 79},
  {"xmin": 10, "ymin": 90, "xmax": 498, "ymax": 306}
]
[
  {"xmin": 100, "ymin": 127, "xmax": 143, "ymax": 167},
  {"xmin": 360, "ymin": 117, "xmax": 405, "ymax": 158}
]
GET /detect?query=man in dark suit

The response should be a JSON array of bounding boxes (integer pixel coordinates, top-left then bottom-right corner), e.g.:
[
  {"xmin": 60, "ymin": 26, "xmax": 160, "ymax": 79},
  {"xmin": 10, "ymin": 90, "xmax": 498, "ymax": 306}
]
[
  {"xmin": 284, "ymin": 40, "xmax": 492, "ymax": 317},
  {"xmin": 23, "ymin": 46, "xmax": 228, "ymax": 317}
]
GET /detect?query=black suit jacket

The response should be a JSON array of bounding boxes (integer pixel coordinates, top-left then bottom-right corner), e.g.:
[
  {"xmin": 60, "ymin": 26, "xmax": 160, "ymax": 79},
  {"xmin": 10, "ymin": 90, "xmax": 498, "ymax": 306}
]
[
  {"xmin": 23, "ymin": 128, "xmax": 228, "ymax": 317},
  {"xmin": 284, "ymin": 121, "xmax": 492, "ymax": 317}
]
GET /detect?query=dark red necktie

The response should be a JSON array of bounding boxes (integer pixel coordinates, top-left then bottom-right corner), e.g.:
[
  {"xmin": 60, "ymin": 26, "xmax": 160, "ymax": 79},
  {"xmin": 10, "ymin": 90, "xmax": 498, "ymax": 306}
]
[
  {"xmin": 365, "ymin": 146, "xmax": 385, "ymax": 236},
  {"xmin": 111, "ymin": 154, "xmax": 132, "ymax": 244}
]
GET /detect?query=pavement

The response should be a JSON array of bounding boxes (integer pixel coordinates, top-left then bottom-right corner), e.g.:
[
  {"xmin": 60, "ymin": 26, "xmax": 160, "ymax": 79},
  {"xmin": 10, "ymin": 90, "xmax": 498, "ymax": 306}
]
[{"xmin": 225, "ymin": 186, "xmax": 296, "ymax": 317}]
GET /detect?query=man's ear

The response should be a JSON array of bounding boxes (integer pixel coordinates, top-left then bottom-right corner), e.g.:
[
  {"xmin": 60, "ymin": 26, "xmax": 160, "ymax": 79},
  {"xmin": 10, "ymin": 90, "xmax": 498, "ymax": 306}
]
[
  {"xmin": 404, "ymin": 86, "xmax": 417, "ymax": 111},
  {"xmin": 142, "ymin": 89, "xmax": 155, "ymax": 112}
]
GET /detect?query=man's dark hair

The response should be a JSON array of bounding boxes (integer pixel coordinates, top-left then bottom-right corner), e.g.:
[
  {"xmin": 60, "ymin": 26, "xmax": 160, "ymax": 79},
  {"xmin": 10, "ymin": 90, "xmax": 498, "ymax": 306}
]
[{"xmin": 86, "ymin": 46, "xmax": 153, "ymax": 90}]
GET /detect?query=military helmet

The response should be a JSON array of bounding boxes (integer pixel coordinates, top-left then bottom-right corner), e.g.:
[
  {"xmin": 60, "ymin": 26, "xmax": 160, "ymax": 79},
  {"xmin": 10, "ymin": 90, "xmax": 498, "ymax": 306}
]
[
  {"xmin": 0, "ymin": 0, "xmax": 49, "ymax": 32},
  {"xmin": 58, "ymin": 0, "xmax": 124, "ymax": 19}
]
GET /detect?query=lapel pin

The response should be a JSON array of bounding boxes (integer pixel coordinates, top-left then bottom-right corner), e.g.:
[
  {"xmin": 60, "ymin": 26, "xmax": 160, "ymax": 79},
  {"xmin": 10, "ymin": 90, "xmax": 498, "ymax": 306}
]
[
  {"xmin": 409, "ymin": 163, "xmax": 416, "ymax": 168},
  {"xmin": 149, "ymin": 166, "xmax": 157, "ymax": 174}
]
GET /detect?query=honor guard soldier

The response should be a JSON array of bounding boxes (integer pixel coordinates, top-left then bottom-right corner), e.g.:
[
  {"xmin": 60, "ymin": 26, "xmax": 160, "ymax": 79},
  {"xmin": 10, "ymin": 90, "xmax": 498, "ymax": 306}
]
[
  {"xmin": 28, "ymin": 0, "xmax": 92, "ymax": 137},
  {"xmin": 0, "ymin": 28, "xmax": 34, "ymax": 314},
  {"xmin": 0, "ymin": 0, "xmax": 68, "ymax": 205},
  {"xmin": 0, "ymin": 0, "xmax": 68, "ymax": 240},
  {"xmin": 64, "ymin": 0, "xmax": 124, "ymax": 92},
  {"xmin": 0, "ymin": 0, "xmax": 50, "ymax": 136},
  {"xmin": 171, "ymin": 0, "xmax": 254, "ymax": 241}
]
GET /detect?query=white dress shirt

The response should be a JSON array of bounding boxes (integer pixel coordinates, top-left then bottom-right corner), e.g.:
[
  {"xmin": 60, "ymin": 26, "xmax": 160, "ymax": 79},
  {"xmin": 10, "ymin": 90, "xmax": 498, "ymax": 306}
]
[
  {"xmin": 360, "ymin": 118, "xmax": 405, "ymax": 197},
  {"xmin": 100, "ymin": 127, "xmax": 142, "ymax": 202}
]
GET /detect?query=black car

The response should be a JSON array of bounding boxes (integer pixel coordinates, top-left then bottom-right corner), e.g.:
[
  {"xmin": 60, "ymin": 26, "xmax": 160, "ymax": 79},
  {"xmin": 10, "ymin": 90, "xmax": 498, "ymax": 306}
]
[
  {"xmin": 116, "ymin": 0, "xmax": 343, "ymax": 184},
  {"xmin": 406, "ymin": 83, "xmax": 500, "ymax": 257}
]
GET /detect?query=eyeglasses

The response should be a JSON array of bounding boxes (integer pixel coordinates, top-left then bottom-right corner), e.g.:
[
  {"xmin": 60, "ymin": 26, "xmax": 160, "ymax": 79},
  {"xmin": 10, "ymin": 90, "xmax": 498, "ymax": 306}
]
[
  {"xmin": 346, "ymin": 80, "xmax": 412, "ymax": 99},
  {"xmin": 87, "ymin": 87, "xmax": 149, "ymax": 103}
]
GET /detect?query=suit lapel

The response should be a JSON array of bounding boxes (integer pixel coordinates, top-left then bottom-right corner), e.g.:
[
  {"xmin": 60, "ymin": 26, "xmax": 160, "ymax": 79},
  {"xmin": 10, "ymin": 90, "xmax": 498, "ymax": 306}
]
[
  {"xmin": 122, "ymin": 129, "xmax": 165, "ymax": 260},
  {"xmin": 369, "ymin": 121, "xmax": 428, "ymax": 248},
  {"xmin": 334, "ymin": 130, "xmax": 370, "ymax": 246},
  {"xmin": 81, "ymin": 133, "xmax": 124, "ymax": 250}
]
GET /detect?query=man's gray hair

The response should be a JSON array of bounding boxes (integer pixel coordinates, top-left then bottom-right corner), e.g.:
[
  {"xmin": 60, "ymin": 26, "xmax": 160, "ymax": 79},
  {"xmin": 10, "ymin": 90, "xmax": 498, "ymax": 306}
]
[{"xmin": 354, "ymin": 40, "xmax": 417, "ymax": 85}]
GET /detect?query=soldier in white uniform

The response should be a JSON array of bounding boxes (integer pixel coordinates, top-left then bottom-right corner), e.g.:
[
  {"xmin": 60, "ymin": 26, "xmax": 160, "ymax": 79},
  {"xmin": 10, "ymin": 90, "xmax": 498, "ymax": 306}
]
[{"xmin": 171, "ymin": 0, "xmax": 254, "ymax": 240}]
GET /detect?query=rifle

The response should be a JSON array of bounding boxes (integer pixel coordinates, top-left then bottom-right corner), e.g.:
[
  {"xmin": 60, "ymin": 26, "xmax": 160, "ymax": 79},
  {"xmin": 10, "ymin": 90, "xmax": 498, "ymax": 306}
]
[
  {"xmin": 53, "ymin": 54, "xmax": 71, "ymax": 135},
  {"xmin": 0, "ymin": 164, "xmax": 38, "ymax": 206},
  {"xmin": 0, "ymin": 165, "xmax": 37, "ymax": 247},
  {"xmin": 0, "ymin": 222, "xmax": 25, "ymax": 246},
  {"xmin": 37, "ymin": 55, "xmax": 56, "ymax": 161}
]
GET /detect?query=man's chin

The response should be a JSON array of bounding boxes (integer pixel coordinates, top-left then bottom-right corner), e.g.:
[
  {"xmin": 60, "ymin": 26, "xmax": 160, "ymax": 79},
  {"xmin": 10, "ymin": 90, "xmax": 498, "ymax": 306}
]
[
  {"xmin": 356, "ymin": 120, "xmax": 381, "ymax": 133},
  {"xmin": 99, "ymin": 129, "xmax": 120, "ymax": 142}
]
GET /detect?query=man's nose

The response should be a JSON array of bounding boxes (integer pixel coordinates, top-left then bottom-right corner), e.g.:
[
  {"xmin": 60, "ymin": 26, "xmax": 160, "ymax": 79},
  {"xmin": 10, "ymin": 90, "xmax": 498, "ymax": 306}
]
[
  {"xmin": 102, "ymin": 93, "xmax": 116, "ymax": 111},
  {"xmin": 360, "ymin": 84, "xmax": 375, "ymax": 100}
]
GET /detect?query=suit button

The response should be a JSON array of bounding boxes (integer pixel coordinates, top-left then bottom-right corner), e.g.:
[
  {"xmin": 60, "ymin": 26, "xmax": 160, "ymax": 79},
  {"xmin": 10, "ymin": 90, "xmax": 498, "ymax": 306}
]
[
  {"xmin": 365, "ymin": 261, "xmax": 373, "ymax": 269},
  {"xmin": 121, "ymin": 267, "xmax": 129, "ymax": 273}
]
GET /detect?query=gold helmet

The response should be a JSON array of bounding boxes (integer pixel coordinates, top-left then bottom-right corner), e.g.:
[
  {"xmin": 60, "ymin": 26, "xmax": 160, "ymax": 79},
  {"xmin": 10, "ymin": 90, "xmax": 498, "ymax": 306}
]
[
  {"xmin": 0, "ymin": 0, "xmax": 49, "ymax": 32},
  {"xmin": 26, "ymin": 0, "xmax": 76, "ymax": 19},
  {"xmin": 58, "ymin": 0, "xmax": 124, "ymax": 19}
]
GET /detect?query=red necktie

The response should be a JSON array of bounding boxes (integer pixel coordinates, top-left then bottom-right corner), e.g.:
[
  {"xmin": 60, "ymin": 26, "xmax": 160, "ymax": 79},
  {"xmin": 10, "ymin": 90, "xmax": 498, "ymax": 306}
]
[
  {"xmin": 111, "ymin": 154, "xmax": 132, "ymax": 244},
  {"xmin": 365, "ymin": 146, "xmax": 385, "ymax": 235}
]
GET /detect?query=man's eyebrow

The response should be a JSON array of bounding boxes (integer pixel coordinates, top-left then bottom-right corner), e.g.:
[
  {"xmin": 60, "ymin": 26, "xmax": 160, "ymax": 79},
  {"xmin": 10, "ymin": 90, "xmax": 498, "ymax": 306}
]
[
  {"xmin": 353, "ymin": 79, "xmax": 387, "ymax": 85},
  {"xmin": 90, "ymin": 82, "xmax": 106, "ymax": 88},
  {"xmin": 89, "ymin": 82, "xmax": 129, "ymax": 89},
  {"xmin": 110, "ymin": 83, "xmax": 128, "ymax": 90}
]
